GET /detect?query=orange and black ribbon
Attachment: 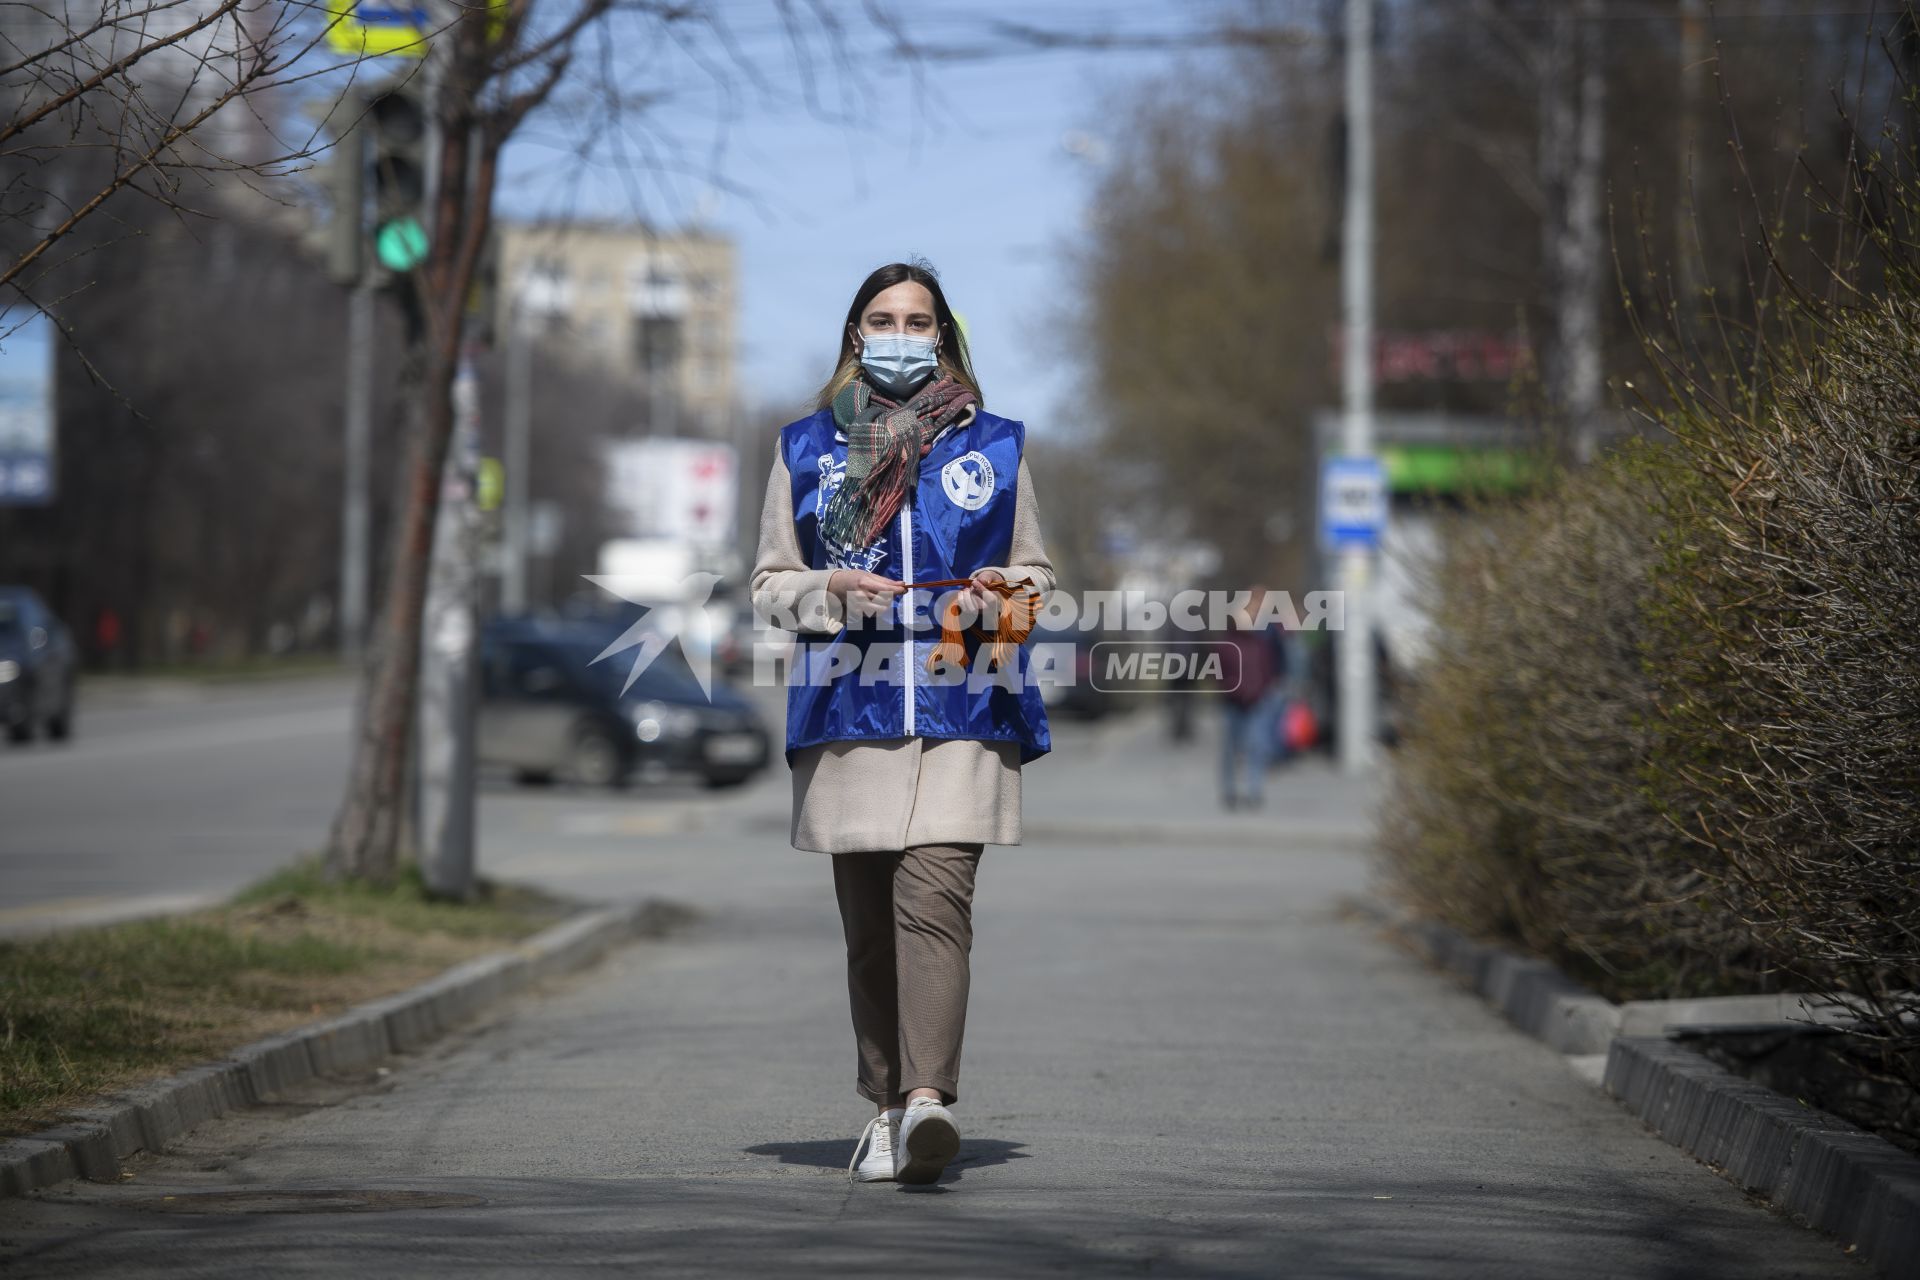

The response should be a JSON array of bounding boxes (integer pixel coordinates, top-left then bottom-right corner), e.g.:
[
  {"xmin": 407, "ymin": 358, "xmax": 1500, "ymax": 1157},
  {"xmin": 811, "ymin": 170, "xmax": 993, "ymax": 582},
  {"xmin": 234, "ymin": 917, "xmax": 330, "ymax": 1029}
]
[{"xmin": 898, "ymin": 577, "xmax": 1044, "ymax": 674}]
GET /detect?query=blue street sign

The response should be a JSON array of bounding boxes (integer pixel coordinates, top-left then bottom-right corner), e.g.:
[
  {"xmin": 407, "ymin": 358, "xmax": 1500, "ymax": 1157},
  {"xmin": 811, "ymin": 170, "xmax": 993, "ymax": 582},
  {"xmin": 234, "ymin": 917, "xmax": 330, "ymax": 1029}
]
[
  {"xmin": 0, "ymin": 311, "xmax": 55, "ymax": 507},
  {"xmin": 1319, "ymin": 455, "xmax": 1386, "ymax": 551}
]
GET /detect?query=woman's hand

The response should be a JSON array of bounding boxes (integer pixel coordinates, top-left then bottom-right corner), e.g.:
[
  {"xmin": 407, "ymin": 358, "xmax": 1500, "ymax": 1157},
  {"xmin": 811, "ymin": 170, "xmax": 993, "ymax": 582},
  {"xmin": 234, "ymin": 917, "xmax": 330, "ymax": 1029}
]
[
  {"xmin": 828, "ymin": 569, "xmax": 905, "ymax": 620},
  {"xmin": 960, "ymin": 568, "xmax": 1007, "ymax": 616}
]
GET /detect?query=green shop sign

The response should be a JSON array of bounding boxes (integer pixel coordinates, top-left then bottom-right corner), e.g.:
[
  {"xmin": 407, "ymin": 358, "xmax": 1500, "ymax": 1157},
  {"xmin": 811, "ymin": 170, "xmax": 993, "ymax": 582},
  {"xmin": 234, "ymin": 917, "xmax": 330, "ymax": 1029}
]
[{"xmin": 1378, "ymin": 444, "xmax": 1544, "ymax": 495}]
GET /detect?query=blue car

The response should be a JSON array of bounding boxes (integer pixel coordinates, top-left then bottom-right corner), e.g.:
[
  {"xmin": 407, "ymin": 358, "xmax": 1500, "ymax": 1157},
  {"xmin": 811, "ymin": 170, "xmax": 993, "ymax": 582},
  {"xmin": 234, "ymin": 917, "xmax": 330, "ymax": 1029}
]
[{"xmin": 0, "ymin": 586, "xmax": 76, "ymax": 744}]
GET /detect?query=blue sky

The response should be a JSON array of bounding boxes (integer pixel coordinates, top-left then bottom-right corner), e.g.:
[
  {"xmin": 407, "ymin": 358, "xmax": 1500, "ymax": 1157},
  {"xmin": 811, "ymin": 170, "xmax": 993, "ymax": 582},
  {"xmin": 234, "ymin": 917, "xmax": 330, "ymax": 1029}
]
[{"xmin": 495, "ymin": 2, "xmax": 1258, "ymax": 438}]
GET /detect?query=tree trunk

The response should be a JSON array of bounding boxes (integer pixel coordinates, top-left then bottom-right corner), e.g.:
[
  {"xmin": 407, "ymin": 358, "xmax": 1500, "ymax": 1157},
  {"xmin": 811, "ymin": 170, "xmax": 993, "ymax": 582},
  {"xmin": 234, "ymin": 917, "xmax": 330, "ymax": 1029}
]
[{"xmin": 324, "ymin": 348, "xmax": 457, "ymax": 883}]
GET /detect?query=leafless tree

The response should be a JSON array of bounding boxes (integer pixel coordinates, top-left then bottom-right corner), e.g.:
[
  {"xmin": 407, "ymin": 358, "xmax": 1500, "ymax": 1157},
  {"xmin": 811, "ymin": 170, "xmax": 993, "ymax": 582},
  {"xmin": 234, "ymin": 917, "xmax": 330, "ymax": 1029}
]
[
  {"xmin": 324, "ymin": 0, "xmax": 892, "ymax": 884},
  {"xmin": 0, "ymin": 0, "xmax": 390, "ymax": 337}
]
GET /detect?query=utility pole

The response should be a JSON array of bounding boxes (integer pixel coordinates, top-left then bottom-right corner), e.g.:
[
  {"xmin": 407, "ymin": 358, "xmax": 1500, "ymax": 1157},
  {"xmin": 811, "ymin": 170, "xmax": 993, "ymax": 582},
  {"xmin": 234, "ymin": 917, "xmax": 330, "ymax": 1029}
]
[
  {"xmin": 417, "ymin": 350, "xmax": 482, "ymax": 899},
  {"xmin": 1337, "ymin": 0, "xmax": 1377, "ymax": 776}
]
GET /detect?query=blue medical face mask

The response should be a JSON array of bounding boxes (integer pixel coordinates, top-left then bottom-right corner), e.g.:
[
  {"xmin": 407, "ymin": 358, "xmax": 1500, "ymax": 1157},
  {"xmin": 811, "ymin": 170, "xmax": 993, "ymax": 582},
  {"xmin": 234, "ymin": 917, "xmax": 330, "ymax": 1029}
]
[{"xmin": 858, "ymin": 331, "xmax": 939, "ymax": 398}]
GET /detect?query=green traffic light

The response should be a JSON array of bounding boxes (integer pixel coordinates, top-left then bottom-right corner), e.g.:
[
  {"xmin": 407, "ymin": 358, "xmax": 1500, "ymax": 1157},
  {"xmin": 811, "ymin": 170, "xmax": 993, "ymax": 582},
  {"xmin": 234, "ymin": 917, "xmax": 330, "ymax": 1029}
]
[{"xmin": 375, "ymin": 217, "xmax": 429, "ymax": 271}]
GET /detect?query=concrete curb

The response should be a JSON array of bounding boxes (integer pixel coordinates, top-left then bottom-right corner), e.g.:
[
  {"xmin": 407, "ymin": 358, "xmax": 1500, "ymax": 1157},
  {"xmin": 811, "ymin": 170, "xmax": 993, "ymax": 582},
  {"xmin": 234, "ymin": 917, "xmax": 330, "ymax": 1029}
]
[
  {"xmin": 1397, "ymin": 915, "xmax": 1619, "ymax": 1054},
  {"xmin": 1606, "ymin": 1036, "xmax": 1920, "ymax": 1279},
  {"xmin": 0, "ymin": 897, "xmax": 692, "ymax": 1199},
  {"xmin": 1346, "ymin": 894, "xmax": 1920, "ymax": 1280}
]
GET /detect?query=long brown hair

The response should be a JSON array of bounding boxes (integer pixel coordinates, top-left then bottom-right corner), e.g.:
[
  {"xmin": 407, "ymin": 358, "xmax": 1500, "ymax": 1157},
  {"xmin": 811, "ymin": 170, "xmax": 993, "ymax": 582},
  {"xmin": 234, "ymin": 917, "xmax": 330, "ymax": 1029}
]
[{"xmin": 812, "ymin": 259, "xmax": 984, "ymax": 411}]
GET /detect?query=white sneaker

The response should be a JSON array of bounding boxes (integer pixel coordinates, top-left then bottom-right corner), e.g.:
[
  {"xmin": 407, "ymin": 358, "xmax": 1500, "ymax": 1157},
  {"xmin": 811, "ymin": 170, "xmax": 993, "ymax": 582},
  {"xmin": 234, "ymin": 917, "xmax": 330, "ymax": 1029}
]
[
  {"xmin": 847, "ymin": 1107, "xmax": 903, "ymax": 1183},
  {"xmin": 895, "ymin": 1096, "xmax": 961, "ymax": 1185}
]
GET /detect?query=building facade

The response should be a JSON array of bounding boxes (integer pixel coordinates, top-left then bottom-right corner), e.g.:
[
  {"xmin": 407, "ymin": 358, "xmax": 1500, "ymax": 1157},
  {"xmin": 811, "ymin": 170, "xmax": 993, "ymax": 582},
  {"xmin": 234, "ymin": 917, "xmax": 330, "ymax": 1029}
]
[{"xmin": 495, "ymin": 221, "xmax": 738, "ymax": 437}]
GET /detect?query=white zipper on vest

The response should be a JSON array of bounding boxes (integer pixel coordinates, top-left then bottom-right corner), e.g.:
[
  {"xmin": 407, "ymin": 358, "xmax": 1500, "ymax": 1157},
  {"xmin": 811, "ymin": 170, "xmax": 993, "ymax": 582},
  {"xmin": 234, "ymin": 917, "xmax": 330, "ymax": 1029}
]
[{"xmin": 900, "ymin": 499, "xmax": 915, "ymax": 734}]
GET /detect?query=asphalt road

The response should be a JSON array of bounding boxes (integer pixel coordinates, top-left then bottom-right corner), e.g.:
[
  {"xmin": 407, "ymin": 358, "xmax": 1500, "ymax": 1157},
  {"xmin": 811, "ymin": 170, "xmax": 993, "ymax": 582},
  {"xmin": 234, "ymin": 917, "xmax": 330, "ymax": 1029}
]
[
  {"xmin": 0, "ymin": 676, "xmax": 358, "ymax": 930},
  {"xmin": 0, "ymin": 672, "xmax": 790, "ymax": 933},
  {"xmin": 0, "ymin": 677, "xmax": 1867, "ymax": 1277}
]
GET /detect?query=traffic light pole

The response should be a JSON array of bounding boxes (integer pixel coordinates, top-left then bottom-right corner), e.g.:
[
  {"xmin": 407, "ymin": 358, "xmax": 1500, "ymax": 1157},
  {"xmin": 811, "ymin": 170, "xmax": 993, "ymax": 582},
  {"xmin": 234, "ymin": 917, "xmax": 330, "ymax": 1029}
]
[
  {"xmin": 335, "ymin": 56, "xmax": 433, "ymax": 662},
  {"xmin": 341, "ymin": 276, "xmax": 374, "ymax": 659},
  {"xmin": 328, "ymin": 113, "xmax": 373, "ymax": 661}
]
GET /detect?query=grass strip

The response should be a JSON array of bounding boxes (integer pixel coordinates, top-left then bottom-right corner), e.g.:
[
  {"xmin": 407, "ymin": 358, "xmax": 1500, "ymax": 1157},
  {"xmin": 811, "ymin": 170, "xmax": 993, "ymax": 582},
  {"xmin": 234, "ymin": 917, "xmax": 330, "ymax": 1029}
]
[{"xmin": 0, "ymin": 857, "xmax": 576, "ymax": 1137}]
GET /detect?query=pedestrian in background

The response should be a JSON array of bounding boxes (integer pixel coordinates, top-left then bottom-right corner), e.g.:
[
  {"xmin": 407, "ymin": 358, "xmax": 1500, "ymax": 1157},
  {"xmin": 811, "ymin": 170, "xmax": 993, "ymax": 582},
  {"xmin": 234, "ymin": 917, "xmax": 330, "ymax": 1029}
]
[
  {"xmin": 1163, "ymin": 626, "xmax": 1200, "ymax": 742},
  {"xmin": 750, "ymin": 260, "xmax": 1055, "ymax": 1188},
  {"xmin": 1217, "ymin": 583, "xmax": 1289, "ymax": 810}
]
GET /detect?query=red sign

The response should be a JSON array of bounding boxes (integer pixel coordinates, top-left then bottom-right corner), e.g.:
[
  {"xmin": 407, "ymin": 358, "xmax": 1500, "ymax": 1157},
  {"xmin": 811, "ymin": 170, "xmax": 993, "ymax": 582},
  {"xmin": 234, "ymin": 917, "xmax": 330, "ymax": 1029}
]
[{"xmin": 1327, "ymin": 328, "xmax": 1535, "ymax": 383}]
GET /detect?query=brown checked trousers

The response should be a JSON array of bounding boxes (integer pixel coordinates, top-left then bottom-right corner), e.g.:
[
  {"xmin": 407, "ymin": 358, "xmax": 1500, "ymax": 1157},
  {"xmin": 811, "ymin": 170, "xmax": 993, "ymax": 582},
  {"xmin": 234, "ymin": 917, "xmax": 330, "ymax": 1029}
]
[{"xmin": 830, "ymin": 840, "xmax": 985, "ymax": 1108}]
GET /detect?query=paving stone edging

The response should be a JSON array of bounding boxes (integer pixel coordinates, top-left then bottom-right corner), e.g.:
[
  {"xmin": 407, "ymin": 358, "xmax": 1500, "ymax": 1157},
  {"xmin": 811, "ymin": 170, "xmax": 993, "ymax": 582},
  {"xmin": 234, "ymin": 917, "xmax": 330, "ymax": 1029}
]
[
  {"xmin": 1348, "ymin": 894, "xmax": 1920, "ymax": 1280},
  {"xmin": 1607, "ymin": 1035, "xmax": 1920, "ymax": 1277},
  {"xmin": 0, "ymin": 897, "xmax": 691, "ymax": 1199}
]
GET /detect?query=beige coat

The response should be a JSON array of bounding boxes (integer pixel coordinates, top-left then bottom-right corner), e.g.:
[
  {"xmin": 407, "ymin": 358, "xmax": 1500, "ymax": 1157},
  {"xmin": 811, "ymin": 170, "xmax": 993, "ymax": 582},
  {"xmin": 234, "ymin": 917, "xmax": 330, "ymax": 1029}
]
[{"xmin": 749, "ymin": 403, "xmax": 1057, "ymax": 853}]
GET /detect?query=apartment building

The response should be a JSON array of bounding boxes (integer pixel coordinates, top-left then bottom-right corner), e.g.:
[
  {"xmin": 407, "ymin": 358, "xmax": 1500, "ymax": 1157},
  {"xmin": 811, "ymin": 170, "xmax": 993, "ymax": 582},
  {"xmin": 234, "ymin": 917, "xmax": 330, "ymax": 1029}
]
[{"xmin": 495, "ymin": 221, "xmax": 738, "ymax": 437}]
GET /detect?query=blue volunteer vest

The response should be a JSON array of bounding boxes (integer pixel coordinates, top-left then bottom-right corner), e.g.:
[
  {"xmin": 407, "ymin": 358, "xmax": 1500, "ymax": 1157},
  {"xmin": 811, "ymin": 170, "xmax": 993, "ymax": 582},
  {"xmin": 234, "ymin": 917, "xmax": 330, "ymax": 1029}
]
[{"xmin": 778, "ymin": 405, "xmax": 1053, "ymax": 767}]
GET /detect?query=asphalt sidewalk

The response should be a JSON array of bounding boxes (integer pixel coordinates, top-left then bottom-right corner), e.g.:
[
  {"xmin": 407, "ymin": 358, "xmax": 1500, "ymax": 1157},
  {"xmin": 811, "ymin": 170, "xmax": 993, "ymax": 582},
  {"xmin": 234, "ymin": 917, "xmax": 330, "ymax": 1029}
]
[{"xmin": 0, "ymin": 706, "xmax": 1868, "ymax": 1277}]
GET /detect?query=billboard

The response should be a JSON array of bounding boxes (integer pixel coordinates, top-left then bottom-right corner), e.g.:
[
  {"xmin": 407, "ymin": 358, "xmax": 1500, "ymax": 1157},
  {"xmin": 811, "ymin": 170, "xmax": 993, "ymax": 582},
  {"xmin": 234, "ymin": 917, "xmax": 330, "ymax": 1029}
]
[
  {"xmin": 602, "ymin": 437, "xmax": 737, "ymax": 549},
  {"xmin": 0, "ymin": 310, "xmax": 54, "ymax": 506}
]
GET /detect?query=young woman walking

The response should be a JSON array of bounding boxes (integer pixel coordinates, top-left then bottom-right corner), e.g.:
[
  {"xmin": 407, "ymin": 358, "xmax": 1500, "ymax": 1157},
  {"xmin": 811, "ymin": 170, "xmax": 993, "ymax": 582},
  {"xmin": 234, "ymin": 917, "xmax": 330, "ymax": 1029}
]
[{"xmin": 749, "ymin": 261, "xmax": 1055, "ymax": 1187}]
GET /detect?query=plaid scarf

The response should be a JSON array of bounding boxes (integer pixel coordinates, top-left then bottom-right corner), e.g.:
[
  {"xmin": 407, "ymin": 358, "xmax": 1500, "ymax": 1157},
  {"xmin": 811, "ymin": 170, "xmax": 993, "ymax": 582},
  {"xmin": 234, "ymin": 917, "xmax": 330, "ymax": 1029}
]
[{"xmin": 819, "ymin": 367, "xmax": 979, "ymax": 551}]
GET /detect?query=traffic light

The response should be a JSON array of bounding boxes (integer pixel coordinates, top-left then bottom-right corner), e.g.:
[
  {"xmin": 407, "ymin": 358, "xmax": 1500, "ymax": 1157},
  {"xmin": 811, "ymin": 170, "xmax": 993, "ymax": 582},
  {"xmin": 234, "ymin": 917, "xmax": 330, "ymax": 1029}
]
[{"xmin": 367, "ymin": 74, "xmax": 431, "ymax": 275}]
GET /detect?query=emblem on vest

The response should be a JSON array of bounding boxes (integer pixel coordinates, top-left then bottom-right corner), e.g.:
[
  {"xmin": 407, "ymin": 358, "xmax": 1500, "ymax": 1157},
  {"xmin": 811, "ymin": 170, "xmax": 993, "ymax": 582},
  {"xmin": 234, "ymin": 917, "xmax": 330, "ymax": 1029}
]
[
  {"xmin": 815, "ymin": 452, "xmax": 887, "ymax": 571},
  {"xmin": 941, "ymin": 451, "xmax": 996, "ymax": 511}
]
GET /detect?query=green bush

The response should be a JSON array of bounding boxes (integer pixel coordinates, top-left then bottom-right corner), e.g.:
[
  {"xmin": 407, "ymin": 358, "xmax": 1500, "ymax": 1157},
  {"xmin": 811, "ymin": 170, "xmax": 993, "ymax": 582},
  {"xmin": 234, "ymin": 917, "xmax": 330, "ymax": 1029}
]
[
  {"xmin": 1384, "ymin": 61, "xmax": 1920, "ymax": 1145},
  {"xmin": 1640, "ymin": 277, "xmax": 1920, "ymax": 1115},
  {"xmin": 1379, "ymin": 447, "xmax": 1778, "ymax": 1001},
  {"xmin": 1383, "ymin": 281, "xmax": 1919, "ymax": 1043}
]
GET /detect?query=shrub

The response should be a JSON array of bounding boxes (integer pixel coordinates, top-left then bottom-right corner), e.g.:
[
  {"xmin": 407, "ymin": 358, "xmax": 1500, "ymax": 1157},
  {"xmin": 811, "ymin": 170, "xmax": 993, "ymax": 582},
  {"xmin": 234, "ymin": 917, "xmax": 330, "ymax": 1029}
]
[
  {"xmin": 1379, "ymin": 447, "xmax": 1778, "ymax": 1001},
  {"xmin": 1637, "ymin": 273, "xmax": 1920, "ymax": 1133},
  {"xmin": 1385, "ymin": 26, "xmax": 1920, "ymax": 1143}
]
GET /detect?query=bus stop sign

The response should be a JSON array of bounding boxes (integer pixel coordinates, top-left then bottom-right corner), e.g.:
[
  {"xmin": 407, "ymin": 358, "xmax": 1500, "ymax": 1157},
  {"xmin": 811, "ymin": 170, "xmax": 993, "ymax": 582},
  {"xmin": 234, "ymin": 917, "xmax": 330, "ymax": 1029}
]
[{"xmin": 1319, "ymin": 455, "xmax": 1386, "ymax": 551}]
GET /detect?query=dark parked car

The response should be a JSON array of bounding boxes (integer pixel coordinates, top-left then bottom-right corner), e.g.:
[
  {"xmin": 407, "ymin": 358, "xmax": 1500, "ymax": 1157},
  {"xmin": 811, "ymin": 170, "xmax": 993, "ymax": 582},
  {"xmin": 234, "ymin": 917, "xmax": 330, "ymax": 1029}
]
[
  {"xmin": 478, "ymin": 617, "xmax": 770, "ymax": 789},
  {"xmin": 0, "ymin": 586, "xmax": 76, "ymax": 744}
]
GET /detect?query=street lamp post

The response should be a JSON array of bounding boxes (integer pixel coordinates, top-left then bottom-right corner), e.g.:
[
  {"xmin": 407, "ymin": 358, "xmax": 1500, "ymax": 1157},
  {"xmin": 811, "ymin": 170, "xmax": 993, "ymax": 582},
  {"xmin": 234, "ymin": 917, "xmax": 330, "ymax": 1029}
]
[{"xmin": 1338, "ymin": 0, "xmax": 1378, "ymax": 775}]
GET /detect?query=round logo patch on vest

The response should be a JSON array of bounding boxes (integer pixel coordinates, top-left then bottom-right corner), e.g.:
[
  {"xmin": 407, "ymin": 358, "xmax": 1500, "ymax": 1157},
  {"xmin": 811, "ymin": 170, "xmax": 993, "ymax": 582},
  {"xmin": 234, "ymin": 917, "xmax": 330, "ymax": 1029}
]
[{"xmin": 941, "ymin": 451, "xmax": 996, "ymax": 511}]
